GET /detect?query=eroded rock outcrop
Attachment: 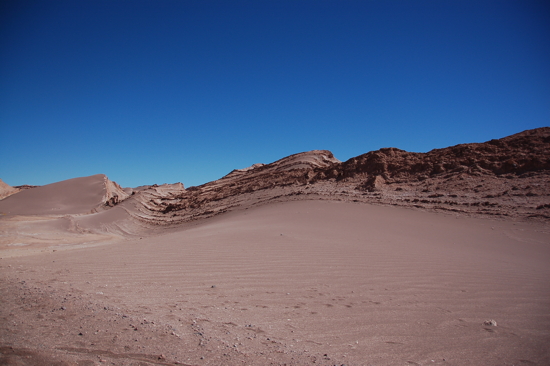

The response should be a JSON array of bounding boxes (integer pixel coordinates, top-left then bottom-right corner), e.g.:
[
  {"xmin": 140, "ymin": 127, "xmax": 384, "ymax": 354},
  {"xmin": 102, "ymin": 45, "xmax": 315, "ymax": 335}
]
[
  {"xmin": 121, "ymin": 150, "xmax": 340, "ymax": 225},
  {"xmin": 124, "ymin": 128, "xmax": 549, "ymax": 224},
  {"xmin": 103, "ymin": 176, "xmax": 132, "ymax": 207},
  {"xmin": 0, "ymin": 179, "xmax": 20, "ymax": 200},
  {"xmin": 334, "ymin": 128, "xmax": 550, "ymax": 183}
]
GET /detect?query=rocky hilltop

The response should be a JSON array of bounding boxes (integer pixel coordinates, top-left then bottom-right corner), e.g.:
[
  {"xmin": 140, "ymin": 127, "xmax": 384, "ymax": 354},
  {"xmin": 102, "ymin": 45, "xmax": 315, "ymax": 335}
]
[
  {"xmin": 334, "ymin": 127, "xmax": 550, "ymax": 183},
  {"xmin": 120, "ymin": 127, "xmax": 549, "ymax": 225}
]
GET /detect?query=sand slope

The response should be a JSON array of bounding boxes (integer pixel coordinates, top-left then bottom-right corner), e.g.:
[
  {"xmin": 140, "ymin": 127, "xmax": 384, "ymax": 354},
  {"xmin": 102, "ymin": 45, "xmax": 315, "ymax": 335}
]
[
  {"xmin": 0, "ymin": 175, "xmax": 133, "ymax": 255},
  {"xmin": 0, "ymin": 174, "xmax": 129, "ymax": 216},
  {"xmin": 1, "ymin": 201, "xmax": 549, "ymax": 365}
]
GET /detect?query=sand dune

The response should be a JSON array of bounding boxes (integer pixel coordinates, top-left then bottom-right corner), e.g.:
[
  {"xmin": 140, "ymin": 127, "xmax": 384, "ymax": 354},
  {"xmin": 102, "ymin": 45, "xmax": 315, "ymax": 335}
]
[
  {"xmin": 0, "ymin": 174, "xmax": 129, "ymax": 216},
  {"xmin": 0, "ymin": 175, "xmax": 133, "ymax": 256}
]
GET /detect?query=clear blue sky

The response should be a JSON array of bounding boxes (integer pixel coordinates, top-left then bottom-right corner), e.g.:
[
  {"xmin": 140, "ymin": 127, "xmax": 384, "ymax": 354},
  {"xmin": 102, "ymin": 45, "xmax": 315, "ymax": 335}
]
[{"xmin": 1, "ymin": 0, "xmax": 548, "ymax": 188}]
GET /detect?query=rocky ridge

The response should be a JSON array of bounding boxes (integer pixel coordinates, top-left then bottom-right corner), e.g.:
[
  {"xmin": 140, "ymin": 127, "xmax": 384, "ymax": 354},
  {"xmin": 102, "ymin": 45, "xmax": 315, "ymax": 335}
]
[{"xmin": 121, "ymin": 128, "xmax": 549, "ymax": 226}]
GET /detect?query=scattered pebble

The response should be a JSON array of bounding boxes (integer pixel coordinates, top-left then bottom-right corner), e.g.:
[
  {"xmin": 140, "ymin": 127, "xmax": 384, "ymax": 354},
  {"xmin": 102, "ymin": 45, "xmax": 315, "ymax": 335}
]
[{"xmin": 483, "ymin": 319, "xmax": 497, "ymax": 326}]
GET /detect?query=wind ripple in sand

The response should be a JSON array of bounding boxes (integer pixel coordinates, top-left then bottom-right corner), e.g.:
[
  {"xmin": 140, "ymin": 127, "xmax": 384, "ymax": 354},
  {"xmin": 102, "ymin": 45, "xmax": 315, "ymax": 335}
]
[{"xmin": 2, "ymin": 201, "xmax": 549, "ymax": 365}]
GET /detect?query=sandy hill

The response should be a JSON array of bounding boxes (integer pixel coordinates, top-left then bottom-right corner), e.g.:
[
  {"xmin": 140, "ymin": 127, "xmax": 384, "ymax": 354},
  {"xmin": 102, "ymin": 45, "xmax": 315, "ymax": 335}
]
[{"xmin": 0, "ymin": 174, "xmax": 129, "ymax": 216}]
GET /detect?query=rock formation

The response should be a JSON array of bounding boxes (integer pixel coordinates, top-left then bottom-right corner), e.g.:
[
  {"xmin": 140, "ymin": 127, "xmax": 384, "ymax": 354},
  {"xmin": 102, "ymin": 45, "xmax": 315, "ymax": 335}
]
[
  {"xmin": 120, "ymin": 128, "xmax": 549, "ymax": 225},
  {"xmin": 0, "ymin": 179, "xmax": 19, "ymax": 200}
]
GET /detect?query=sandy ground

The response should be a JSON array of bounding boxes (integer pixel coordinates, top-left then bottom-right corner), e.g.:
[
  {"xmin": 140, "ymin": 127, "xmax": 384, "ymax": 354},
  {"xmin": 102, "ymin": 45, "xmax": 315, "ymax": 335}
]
[{"xmin": 1, "ymin": 200, "xmax": 549, "ymax": 365}]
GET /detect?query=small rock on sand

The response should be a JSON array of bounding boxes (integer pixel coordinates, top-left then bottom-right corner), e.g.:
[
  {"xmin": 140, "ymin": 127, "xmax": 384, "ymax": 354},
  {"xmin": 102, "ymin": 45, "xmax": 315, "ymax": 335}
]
[{"xmin": 483, "ymin": 319, "xmax": 497, "ymax": 326}]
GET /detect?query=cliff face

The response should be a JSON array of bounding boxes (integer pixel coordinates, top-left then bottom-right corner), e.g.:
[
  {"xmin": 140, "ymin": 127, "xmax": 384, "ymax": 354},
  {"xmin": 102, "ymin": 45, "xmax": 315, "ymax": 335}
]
[{"xmin": 121, "ymin": 128, "xmax": 549, "ymax": 225}]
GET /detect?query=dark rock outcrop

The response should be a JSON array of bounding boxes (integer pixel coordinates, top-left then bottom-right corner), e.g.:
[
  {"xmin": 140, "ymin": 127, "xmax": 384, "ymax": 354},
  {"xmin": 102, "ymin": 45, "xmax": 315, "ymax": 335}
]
[{"xmin": 334, "ymin": 127, "xmax": 550, "ymax": 183}]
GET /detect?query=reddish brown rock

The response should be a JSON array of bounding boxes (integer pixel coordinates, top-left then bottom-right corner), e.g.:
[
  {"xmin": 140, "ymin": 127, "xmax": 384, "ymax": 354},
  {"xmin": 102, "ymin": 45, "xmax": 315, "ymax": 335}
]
[{"xmin": 124, "ymin": 127, "xmax": 549, "ymax": 225}]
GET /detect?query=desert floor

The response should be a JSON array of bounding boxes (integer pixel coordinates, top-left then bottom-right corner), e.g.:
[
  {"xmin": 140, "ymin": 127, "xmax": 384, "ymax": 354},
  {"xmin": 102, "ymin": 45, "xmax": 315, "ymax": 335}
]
[{"xmin": 1, "ymin": 200, "xmax": 549, "ymax": 365}]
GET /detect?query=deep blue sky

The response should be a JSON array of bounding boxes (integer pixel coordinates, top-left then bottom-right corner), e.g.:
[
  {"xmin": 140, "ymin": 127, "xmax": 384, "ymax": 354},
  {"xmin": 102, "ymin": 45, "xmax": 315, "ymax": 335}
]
[{"xmin": 1, "ymin": 1, "xmax": 548, "ymax": 188}]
